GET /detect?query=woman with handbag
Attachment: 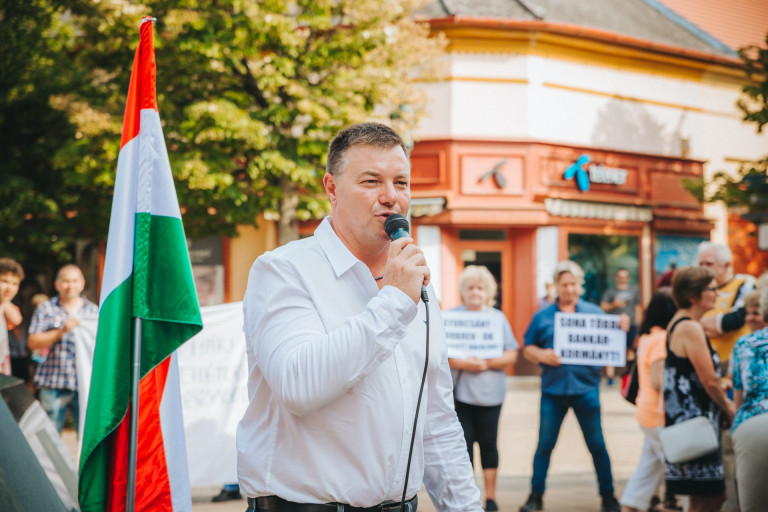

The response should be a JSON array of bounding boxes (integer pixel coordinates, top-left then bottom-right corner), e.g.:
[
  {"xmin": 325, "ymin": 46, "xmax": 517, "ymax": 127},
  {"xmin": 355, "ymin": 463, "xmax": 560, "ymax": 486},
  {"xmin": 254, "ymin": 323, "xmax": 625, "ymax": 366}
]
[
  {"xmin": 730, "ymin": 287, "xmax": 768, "ymax": 511},
  {"xmin": 620, "ymin": 289, "xmax": 678, "ymax": 512},
  {"xmin": 663, "ymin": 267, "xmax": 736, "ymax": 512}
]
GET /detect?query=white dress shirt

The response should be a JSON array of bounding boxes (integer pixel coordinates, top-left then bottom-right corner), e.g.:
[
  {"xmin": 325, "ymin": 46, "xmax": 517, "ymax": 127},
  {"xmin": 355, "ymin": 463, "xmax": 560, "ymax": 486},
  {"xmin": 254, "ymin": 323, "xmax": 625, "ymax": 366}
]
[{"xmin": 237, "ymin": 217, "xmax": 481, "ymax": 511}]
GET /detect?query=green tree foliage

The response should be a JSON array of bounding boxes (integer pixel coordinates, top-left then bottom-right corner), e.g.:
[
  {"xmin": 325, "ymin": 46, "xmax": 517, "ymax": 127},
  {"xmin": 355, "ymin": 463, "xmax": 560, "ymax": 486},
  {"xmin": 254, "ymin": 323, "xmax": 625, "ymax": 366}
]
[
  {"xmin": 67, "ymin": 0, "xmax": 446, "ymax": 245},
  {"xmin": 0, "ymin": 0, "xmax": 102, "ymax": 271},
  {"xmin": 2, "ymin": 0, "xmax": 445, "ymax": 276},
  {"xmin": 691, "ymin": 32, "xmax": 768, "ymax": 221},
  {"xmin": 738, "ymin": 33, "xmax": 768, "ymax": 133}
]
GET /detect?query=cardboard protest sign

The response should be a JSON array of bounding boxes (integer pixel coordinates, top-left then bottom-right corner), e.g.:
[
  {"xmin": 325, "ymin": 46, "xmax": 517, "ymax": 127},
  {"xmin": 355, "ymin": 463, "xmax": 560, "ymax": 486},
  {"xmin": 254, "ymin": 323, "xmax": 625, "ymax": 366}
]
[
  {"xmin": 553, "ymin": 312, "xmax": 626, "ymax": 367},
  {"xmin": 443, "ymin": 310, "xmax": 503, "ymax": 359}
]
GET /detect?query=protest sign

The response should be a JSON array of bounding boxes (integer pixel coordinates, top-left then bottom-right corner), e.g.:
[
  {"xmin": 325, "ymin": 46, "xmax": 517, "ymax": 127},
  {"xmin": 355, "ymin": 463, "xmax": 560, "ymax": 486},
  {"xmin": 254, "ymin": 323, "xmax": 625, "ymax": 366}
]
[
  {"xmin": 442, "ymin": 310, "xmax": 503, "ymax": 359},
  {"xmin": 553, "ymin": 312, "xmax": 626, "ymax": 366}
]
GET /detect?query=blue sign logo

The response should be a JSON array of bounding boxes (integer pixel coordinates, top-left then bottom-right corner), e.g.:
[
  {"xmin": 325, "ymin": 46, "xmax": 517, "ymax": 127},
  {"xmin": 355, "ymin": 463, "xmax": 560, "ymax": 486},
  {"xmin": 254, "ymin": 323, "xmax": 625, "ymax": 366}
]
[{"xmin": 564, "ymin": 154, "xmax": 591, "ymax": 192}]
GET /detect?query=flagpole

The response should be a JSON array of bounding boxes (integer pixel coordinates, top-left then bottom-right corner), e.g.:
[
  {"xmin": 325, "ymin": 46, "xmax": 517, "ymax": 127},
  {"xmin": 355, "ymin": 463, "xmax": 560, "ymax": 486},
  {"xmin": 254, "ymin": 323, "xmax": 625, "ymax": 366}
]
[{"xmin": 127, "ymin": 317, "xmax": 142, "ymax": 512}]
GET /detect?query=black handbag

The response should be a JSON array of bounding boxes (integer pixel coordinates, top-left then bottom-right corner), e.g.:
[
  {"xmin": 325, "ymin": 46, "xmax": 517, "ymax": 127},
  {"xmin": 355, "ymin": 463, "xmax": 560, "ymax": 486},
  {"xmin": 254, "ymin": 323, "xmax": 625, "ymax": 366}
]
[{"xmin": 620, "ymin": 359, "xmax": 639, "ymax": 405}]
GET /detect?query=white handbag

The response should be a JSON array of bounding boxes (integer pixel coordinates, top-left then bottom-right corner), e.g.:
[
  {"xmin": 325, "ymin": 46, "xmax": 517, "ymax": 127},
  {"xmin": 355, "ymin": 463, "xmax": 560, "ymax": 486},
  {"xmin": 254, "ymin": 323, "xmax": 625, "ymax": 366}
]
[
  {"xmin": 658, "ymin": 415, "xmax": 719, "ymax": 464},
  {"xmin": 657, "ymin": 371, "xmax": 719, "ymax": 464}
]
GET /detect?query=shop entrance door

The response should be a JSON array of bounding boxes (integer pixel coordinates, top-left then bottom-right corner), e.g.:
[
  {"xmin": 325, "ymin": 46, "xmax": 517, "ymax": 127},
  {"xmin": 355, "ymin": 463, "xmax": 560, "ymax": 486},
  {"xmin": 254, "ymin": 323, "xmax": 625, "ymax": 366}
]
[{"xmin": 460, "ymin": 250, "xmax": 503, "ymax": 308}]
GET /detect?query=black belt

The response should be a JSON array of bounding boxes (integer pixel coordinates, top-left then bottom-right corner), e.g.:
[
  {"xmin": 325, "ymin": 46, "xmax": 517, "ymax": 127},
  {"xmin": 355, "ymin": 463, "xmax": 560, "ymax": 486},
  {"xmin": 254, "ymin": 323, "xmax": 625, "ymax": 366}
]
[{"xmin": 248, "ymin": 495, "xmax": 418, "ymax": 512}]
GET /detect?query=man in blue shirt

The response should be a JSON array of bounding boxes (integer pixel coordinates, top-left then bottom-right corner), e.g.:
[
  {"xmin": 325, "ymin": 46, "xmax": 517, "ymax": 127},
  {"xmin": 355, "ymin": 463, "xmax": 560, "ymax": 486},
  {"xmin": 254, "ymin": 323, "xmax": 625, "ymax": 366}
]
[{"xmin": 519, "ymin": 260, "xmax": 625, "ymax": 512}]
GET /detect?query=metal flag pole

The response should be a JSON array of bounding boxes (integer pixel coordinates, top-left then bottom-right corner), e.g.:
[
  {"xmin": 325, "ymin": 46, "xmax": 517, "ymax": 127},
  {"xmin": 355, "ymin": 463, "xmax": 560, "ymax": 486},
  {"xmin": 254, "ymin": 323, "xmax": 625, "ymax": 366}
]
[
  {"xmin": 126, "ymin": 17, "xmax": 155, "ymax": 512},
  {"xmin": 126, "ymin": 317, "xmax": 143, "ymax": 512}
]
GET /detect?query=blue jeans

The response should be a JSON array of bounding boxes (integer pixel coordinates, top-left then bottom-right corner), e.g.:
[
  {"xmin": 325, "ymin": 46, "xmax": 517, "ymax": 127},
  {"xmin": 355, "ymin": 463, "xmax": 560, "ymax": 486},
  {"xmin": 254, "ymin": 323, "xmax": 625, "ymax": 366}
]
[
  {"xmin": 531, "ymin": 390, "xmax": 614, "ymax": 496},
  {"xmin": 39, "ymin": 388, "xmax": 78, "ymax": 434}
]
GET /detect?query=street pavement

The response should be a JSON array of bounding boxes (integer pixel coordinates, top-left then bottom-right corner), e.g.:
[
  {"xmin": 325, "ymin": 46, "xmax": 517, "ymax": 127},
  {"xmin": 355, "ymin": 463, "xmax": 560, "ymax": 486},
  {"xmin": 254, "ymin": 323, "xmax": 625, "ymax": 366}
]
[
  {"xmin": 64, "ymin": 377, "xmax": 643, "ymax": 511},
  {"xmin": 185, "ymin": 376, "xmax": 645, "ymax": 512}
]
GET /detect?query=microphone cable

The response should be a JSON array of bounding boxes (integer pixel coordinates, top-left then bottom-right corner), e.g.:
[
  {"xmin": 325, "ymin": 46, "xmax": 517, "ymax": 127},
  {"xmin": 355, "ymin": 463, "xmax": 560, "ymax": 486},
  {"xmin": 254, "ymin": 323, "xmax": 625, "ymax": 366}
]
[
  {"xmin": 399, "ymin": 290, "xmax": 429, "ymax": 512},
  {"xmin": 382, "ymin": 214, "xmax": 431, "ymax": 512}
]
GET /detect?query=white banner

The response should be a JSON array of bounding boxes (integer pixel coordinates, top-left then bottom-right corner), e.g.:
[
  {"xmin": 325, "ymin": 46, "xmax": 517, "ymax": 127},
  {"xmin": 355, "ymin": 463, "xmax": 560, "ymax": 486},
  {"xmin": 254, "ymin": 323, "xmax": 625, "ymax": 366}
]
[
  {"xmin": 553, "ymin": 312, "xmax": 626, "ymax": 367},
  {"xmin": 177, "ymin": 302, "xmax": 248, "ymax": 487},
  {"xmin": 76, "ymin": 302, "xmax": 248, "ymax": 487},
  {"xmin": 442, "ymin": 310, "xmax": 503, "ymax": 359},
  {"xmin": 73, "ymin": 313, "xmax": 100, "ymax": 457}
]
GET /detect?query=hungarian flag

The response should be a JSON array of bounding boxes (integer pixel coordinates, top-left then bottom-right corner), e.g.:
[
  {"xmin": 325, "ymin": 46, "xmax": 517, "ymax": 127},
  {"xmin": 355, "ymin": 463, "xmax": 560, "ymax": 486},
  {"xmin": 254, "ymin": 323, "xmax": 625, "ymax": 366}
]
[{"xmin": 79, "ymin": 17, "xmax": 203, "ymax": 512}]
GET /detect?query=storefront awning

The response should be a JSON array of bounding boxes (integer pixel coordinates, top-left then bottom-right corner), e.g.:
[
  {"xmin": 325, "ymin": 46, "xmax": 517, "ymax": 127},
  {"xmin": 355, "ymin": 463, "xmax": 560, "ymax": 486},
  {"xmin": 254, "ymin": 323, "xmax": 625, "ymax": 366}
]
[
  {"xmin": 410, "ymin": 197, "xmax": 446, "ymax": 217},
  {"xmin": 545, "ymin": 198, "xmax": 653, "ymax": 222}
]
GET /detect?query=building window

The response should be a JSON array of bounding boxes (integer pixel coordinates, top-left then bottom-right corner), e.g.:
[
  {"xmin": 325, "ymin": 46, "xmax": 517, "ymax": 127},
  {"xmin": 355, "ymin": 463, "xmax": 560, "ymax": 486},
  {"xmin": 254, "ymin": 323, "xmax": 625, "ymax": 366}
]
[
  {"xmin": 654, "ymin": 234, "xmax": 706, "ymax": 285},
  {"xmin": 567, "ymin": 234, "xmax": 639, "ymax": 306},
  {"xmin": 458, "ymin": 229, "xmax": 507, "ymax": 241}
]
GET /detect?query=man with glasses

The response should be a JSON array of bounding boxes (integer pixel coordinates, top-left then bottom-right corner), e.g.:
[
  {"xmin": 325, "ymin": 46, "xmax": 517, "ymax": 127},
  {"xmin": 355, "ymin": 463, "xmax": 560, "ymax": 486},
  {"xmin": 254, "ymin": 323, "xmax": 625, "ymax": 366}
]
[{"xmin": 696, "ymin": 242, "xmax": 755, "ymax": 366}]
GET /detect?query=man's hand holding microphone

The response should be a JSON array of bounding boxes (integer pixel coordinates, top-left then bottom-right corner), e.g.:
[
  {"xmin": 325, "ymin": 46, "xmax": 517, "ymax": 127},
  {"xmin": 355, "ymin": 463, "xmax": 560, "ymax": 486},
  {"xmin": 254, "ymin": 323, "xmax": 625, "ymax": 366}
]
[{"xmin": 383, "ymin": 214, "xmax": 430, "ymax": 304}]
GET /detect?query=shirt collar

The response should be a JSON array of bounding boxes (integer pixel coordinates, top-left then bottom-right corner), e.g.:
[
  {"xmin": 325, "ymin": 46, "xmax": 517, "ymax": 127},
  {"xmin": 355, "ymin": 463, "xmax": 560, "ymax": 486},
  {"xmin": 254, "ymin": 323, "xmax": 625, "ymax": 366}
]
[{"xmin": 314, "ymin": 216, "xmax": 362, "ymax": 280}]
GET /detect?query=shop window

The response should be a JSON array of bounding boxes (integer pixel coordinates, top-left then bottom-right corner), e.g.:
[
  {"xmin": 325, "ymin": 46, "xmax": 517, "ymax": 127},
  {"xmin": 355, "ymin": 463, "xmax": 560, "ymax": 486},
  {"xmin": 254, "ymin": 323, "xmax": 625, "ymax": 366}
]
[
  {"xmin": 654, "ymin": 234, "xmax": 707, "ymax": 285},
  {"xmin": 458, "ymin": 229, "xmax": 507, "ymax": 241},
  {"xmin": 188, "ymin": 235, "xmax": 226, "ymax": 306},
  {"xmin": 567, "ymin": 234, "xmax": 639, "ymax": 306}
]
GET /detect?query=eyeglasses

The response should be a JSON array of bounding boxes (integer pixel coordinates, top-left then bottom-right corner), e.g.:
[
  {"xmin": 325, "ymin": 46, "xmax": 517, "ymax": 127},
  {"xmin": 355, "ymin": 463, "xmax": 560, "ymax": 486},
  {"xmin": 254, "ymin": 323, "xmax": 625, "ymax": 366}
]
[{"xmin": 703, "ymin": 286, "xmax": 719, "ymax": 293}]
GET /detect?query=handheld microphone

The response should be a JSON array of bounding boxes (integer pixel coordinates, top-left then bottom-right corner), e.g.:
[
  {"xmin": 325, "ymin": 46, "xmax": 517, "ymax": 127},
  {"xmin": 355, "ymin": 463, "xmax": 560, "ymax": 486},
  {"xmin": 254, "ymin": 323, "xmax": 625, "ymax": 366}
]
[
  {"xmin": 384, "ymin": 214, "xmax": 410, "ymax": 241},
  {"xmin": 384, "ymin": 214, "xmax": 428, "ymax": 303}
]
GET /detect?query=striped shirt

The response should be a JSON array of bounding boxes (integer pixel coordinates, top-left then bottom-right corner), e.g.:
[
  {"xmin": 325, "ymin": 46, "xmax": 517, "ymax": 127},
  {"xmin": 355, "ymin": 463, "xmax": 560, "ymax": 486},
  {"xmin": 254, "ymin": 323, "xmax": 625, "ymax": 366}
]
[{"xmin": 30, "ymin": 296, "xmax": 98, "ymax": 390}]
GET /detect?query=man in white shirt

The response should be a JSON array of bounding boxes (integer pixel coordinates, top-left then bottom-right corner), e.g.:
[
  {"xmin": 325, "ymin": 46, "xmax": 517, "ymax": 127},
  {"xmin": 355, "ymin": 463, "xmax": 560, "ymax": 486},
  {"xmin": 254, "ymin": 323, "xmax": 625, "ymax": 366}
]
[{"xmin": 237, "ymin": 122, "xmax": 482, "ymax": 512}]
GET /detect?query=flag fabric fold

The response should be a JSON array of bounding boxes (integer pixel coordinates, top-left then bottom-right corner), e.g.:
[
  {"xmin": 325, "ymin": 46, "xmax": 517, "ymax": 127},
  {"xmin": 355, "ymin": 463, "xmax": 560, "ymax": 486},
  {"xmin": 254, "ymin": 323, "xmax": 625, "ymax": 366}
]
[{"xmin": 78, "ymin": 17, "xmax": 203, "ymax": 512}]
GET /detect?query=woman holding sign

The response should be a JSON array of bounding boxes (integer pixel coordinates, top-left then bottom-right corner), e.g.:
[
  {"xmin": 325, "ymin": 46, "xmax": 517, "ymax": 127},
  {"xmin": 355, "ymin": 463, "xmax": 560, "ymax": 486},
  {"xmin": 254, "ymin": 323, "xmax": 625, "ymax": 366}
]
[{"xmin": 447, "ymin": 266, "xmax": 518, "ymax": 512}]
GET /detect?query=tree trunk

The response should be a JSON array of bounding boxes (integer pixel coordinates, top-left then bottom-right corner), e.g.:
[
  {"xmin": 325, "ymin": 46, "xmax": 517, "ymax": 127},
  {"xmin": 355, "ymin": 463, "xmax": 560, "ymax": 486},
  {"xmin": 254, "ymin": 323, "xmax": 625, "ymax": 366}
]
[{"xmin": 277, "ymin": 175, "xmax": 299, "ymax": 246}]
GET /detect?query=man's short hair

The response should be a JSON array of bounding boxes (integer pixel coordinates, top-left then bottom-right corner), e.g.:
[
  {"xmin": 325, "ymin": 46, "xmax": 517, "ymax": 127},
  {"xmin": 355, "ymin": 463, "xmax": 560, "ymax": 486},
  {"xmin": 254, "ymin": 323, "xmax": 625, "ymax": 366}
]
[
  {"xmin": 56, "ymin": 263, "xmax": 84, "ymax": 281},
  {"xmin": 0, "ymin": 258, "xmax": 24, "ymax": 280},
  {"xmin": 697, "ymin": 241, "xmax": 732, "ymax": 265},
  {"xmin": 553, "ymin": 260, "xmax": 584, "ymax": 285},
  {"xmin": 326, "ymin": 122, "xmax": 408, "ymax": 176}
]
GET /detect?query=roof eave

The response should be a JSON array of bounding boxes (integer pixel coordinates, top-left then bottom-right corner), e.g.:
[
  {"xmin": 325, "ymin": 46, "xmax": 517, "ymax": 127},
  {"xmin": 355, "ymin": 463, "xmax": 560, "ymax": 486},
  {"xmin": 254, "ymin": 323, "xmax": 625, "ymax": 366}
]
[{"xmin": 422, "ymin": 15, "xmax": 743, "ymax": 68}]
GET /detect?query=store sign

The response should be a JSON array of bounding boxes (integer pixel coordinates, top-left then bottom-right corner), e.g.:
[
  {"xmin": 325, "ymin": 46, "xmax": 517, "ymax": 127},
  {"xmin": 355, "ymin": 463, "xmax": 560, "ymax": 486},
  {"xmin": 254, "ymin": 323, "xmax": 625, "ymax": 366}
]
[
  {"xmin": 564, "ymin": 154, "xmax": 628, "ymax": 191},
  {"xmin": 589, "ymin": 164, "xmax": 628, "ymax": 185}
]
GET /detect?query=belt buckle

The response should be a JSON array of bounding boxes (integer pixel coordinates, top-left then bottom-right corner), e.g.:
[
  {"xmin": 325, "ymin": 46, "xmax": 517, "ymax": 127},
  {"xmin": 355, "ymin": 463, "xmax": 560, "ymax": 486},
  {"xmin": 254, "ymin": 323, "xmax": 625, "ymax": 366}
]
[{"xmin": 380, "ymin": 500, "xmax": 411, "ymax": 512}]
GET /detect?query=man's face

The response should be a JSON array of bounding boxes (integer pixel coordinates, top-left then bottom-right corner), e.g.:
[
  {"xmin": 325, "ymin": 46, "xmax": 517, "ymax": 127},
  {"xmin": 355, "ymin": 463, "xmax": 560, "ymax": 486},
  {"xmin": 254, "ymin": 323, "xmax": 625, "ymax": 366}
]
[
  {"xmin": 698, "ymin": 248, "xmax": 730, "ymax": 285},
  {"xmin": 0, "ymin": 272, "xmax": 20, "ymax": 303},
  {"xmin": 323, "ymin": 144, "xmax": 410, "ymax": 252},
  {"xmin": 745, "ymin": 305, "xmax": 765, "ymax": 333},
  {"xmin": 556, "ymin": 271, "xmax": 581, "ymax": 307},
  {"xmin": 615, "ymin": 270, "xmax": 630, "ymax": 289},
  {"xmin": 55, "ymin": 267, "xmax": 85, "ymax": 302}
]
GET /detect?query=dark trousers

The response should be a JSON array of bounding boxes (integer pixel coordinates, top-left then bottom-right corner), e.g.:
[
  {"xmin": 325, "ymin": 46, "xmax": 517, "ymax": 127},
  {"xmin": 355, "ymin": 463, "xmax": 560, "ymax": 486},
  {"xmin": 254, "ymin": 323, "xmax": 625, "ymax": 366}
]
[
  {"xmin": 530, "ymin": 390, "xmax": 614, "ymax": 496},
  {"xmin": 455, "ymin": 400, "xmax": 502, "ymax": 469}
]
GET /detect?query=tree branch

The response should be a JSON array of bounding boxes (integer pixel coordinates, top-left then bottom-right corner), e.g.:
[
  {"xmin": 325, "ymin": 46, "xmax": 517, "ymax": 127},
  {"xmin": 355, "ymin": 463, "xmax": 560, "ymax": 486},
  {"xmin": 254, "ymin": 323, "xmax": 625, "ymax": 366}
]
[{"xmin": 236, "ymin": 57, "xmax": 269, "ymax": 109}]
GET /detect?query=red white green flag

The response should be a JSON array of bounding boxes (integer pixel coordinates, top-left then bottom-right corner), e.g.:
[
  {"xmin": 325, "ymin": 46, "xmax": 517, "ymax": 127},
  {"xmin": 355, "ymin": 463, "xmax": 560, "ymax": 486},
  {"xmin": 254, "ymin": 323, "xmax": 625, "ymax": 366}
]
[{"xmin": 78, "ymin": 17, "xmax": 203, "ymax": 512}]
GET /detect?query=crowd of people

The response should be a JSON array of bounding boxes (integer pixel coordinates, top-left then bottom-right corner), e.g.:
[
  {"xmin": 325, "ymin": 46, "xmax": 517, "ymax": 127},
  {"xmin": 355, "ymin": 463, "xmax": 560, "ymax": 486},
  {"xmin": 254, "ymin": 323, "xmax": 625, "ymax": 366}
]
[
  {"xmin": 616, "ymin": 243, "xmax": 766, "ymax": 512},
  {"xmin": 3, "ymin": 123, "xmax": 767, "ymax": 512},
  {"xmin": 0, "ymin": 259, "xmax": 95, "ymax": 435}
]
